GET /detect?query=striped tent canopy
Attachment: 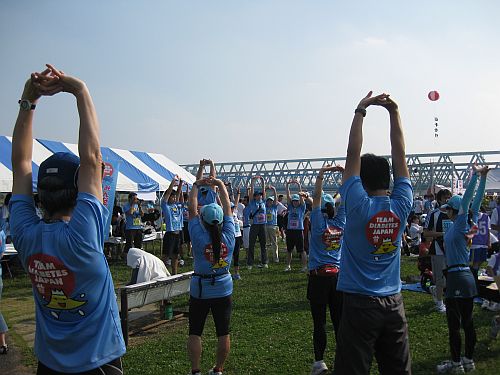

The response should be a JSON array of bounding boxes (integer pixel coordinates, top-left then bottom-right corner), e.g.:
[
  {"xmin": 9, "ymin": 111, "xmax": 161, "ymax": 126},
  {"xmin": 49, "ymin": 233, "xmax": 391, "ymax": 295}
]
[{"xmin": 0, "ymin": 136, "xmax": 195, "ymax": 193}]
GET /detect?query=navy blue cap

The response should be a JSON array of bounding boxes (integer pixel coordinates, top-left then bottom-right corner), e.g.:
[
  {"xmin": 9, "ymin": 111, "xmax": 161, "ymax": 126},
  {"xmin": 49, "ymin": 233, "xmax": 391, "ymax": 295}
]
[{"xmin": 37, "ymin": 152, "xmax": 80, "ymax": 190}]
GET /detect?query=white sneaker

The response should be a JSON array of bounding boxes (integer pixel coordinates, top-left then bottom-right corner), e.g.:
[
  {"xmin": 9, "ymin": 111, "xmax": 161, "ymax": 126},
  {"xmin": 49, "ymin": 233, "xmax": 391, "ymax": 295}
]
[
  {"xmin": 310, "ymin": 360, "xmax": 328, "ymax": 375},
  {"xmin": 179, "ymin": 259, "xmax": 185, "ymax": 266},
  {"xmin": 436, "ymin": 302, "xmax": 446, "ymax": 314},
  {"xmin": 263, "ymin": 263, "xmax": 269, "ymax": 269},
  {"xmin": 247, "ymin": 265, "xmax": 253, "ymax": 270},
  {"xmin": 437, "ymin": 360, "xmax": 464, "ymax": 373},
  {"xmin": 284, "ymin": 265, "xmax": 291, "ymax": 272},
  {"xmin": 301, "ymin": 266, "xmax": 308, "ymax": 273},
  {"xmin": 481, "ymin": 299, "xmax": 491, "ymax": 310},
  {"xmin": 486, "ymin": 302, "xmax": 500, "ymax": 312},
  {"xmin": 257, "ymin": 263, "xmax": 264, "ymax": 269},
  {"xmin": 460, "ymin": 357, "xmax": 475, "ymax": 372},
  {"xmin": 208, "ymin": 369, "xmax": 223, "ymax": 375}
]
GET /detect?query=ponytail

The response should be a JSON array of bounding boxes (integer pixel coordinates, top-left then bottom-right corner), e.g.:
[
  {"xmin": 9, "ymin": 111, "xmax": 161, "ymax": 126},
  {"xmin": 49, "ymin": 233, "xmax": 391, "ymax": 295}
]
[{"xmin": 207, "ymin": 222, "xmax": 223, "ymax": 265}]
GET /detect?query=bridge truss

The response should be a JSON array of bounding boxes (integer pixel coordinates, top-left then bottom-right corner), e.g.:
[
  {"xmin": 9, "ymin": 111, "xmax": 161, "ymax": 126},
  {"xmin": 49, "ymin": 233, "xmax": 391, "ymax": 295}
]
[{"xmin": 182, "ymin": 151, "xmax": 500, "ymax": 195}]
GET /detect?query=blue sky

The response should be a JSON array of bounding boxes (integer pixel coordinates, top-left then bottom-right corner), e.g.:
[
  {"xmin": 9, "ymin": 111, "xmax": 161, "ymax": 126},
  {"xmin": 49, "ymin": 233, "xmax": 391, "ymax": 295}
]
[{"xmin": 1, "ymin": 1, "xmax": 498, "ymax": 164}]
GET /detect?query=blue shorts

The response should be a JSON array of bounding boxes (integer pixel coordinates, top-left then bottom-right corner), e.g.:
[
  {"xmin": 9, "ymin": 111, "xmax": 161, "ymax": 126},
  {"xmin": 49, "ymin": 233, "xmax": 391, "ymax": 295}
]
[{"xmin": 469, "ymin": 247, "xmax": 488, "ymax": 263}]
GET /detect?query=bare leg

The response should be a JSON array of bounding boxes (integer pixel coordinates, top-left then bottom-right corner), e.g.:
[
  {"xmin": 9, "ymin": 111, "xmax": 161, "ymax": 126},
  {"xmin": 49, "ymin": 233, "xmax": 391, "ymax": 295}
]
[
  {"xmin": 172, "ymin": 257, "xmax": 179, "ymax": 275},
  {"xmin": 187, "ymin": 335, "xmax": 202, "ymax": 371},
  {"xmin": 286, "ymin": 252, "xmax": 292, "ymax": 267},
  {"xmin": 215, "ymin": 334, "xmax": 230, "ymax": 369},
  {"xmin": 0, "ymin": 332, "xmax": 6, "ymax": 347},
  {"xmin": 301, "ymin": 251, "xmax": 307, "ymax": 268}
]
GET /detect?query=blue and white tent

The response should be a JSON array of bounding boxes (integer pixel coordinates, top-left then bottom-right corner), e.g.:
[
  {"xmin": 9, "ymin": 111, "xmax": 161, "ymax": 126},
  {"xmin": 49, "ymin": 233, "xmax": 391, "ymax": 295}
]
[{"xmin": 0, "ymin": 136, "xmax": 195, "ymax": 193}]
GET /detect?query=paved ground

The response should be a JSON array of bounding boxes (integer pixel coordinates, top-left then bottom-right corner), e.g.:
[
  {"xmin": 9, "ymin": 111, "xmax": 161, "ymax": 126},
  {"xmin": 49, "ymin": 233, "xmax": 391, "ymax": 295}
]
[{"xmin": 0, "ymin": 342, "xmax": 35, "ymax": 375}]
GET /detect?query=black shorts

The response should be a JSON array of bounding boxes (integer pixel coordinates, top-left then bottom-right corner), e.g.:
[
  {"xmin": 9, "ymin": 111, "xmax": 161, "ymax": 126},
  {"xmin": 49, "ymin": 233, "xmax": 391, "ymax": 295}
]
[
  {"xmin": 182, "ymin": 224, "xmax": 190, "ymax": 244},
  {"xmin": 189, "ymin": 295, "xmax": 232, "ymax": 337},
  {"xmin": 277, "ymin": 215, "xmax": 285, "ymax": 230},
  {"xmin": 163, "ymin": 231, "xmax": 181, "ymax": 256},
  {"xmin": 286, "ymin": 229, "xmax": 304, "ymax": 252},
  {"xmin": 37, "ymin": 357, "xmax": 123, "ymax": 375}
]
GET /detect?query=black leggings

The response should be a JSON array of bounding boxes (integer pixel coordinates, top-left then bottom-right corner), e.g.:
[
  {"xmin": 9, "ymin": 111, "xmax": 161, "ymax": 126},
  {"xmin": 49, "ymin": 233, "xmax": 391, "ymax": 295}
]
[
  {"xmin": 445, "ymin": 297, "xmax": 476, "ymax": 362},
  {"xmin": 233, "ymin": 236, "xmax": 242, "ymax": 267},
  {"xmin": 308, "ymin": 274, "xmax": 343, "ymax": 361},
  {"xmin": 37, "ymin": 358, "xmax": 123, "ymax": 375}
]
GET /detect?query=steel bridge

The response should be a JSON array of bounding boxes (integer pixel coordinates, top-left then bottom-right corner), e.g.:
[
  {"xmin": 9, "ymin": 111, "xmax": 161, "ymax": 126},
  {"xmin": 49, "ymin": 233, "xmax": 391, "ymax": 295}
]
[{"xmin": 182, "ymin": 151, "xmax": 500, "ymax": 195}]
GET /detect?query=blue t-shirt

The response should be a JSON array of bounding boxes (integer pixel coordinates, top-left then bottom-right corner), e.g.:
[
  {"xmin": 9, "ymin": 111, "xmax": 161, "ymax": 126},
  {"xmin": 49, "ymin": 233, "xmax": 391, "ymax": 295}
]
[
  {"xmin": 249, "ymin": 200, "xmax": 267, "ymax": 225},
  {"xmin": 337, "ymin": 176, "xmax": 413, "ymax": 296},
  {"xmin": 242, "ymin": 205, "xmax": 251, "ymax": 227},
  {"xmin": 9, "ymin": 193, "xmax": 125, "ymax": 372},
  {"xmin": 444, "ymin": 213, "xmax": 473, "ymax": 272},
  {"xmin": 198, "ymin": 189, "xmax": 217, "ymax": 207},
  {"xmin": 308, "ymin": 204, "xmax": 346, "ymax": 270},
  {"xmin": 182, "ymin": 203, "xmax": 190, "ymax": 223},
  {"xmin": 123, "ymin": 202, "xmax": 142, "ymax": 230},
  {"xmin": 161, "ymin": 201, "xmax": 184, "ymax": 232},
  {"xmin": 188, "ymin": 216, "xmax": 235, "ymax": 299},
  {"xmin": 287, "ymin": 202, "xmax": 306, "ymax": 230},
  {"xmin": 0, "ymin": 229, "xmax": 5, "ymax": 278},
  {"xmin": 266, "ymin": 204, "xmax": 278, "ymax": 226}
]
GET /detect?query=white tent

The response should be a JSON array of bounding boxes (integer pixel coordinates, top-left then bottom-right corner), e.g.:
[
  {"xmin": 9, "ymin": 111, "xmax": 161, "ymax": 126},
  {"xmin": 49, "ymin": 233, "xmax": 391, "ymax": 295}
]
[{"xmin": 0, "ymin": 136, "xmax": 195, "ymax": 193}]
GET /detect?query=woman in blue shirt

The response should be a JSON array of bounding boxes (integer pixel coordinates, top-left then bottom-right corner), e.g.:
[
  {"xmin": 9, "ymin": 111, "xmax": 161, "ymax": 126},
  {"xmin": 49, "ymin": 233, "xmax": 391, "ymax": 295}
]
[
  {"xmin": 9, "ymin": 65, "xmax": 125, "ymax": 374},
  {"xmin": 436, "ymin": 165, "xmax": 489, "ymax": 374},
  {"xmin": 187, "ymin": 176, "xmax": 235, "ymax": 375},
  {"xmin": 161, "ymin": 175, "xmax": 184, "ymax": 275},
  {"xmin": 307, "ymin": 165, "xmax": 345, "ymax": 375},
  {"xmin": 284, "ymin": 180, "xmax": 308, "ymax": 272}
]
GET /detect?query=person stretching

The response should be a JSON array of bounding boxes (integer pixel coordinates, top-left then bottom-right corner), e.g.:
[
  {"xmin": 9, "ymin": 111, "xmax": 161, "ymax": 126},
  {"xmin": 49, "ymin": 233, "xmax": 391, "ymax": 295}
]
[{"xmin": 187, "ymin": 176, "xmax": 235, "ymax": 375}]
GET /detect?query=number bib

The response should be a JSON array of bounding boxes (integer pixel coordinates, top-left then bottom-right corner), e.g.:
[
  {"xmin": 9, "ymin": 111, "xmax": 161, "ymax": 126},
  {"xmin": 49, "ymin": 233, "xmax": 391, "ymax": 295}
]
[
  {"xmin": 288, "ymin": 219, "xmax": 299, "ymax": 229},
  {"xmin": 254, "ymin": 213, "xmax": 266, "ymax": 224},
  {"xmin": 133, "ymin": 217, "xmax": 141, "ymax": 226}
]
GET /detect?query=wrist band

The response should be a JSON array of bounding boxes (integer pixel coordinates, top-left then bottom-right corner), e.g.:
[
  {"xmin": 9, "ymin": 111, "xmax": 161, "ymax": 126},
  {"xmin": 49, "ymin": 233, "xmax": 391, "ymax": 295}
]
[{"xmin": 355, "ymin": 107, "xmax": 366, "ymax": 117}]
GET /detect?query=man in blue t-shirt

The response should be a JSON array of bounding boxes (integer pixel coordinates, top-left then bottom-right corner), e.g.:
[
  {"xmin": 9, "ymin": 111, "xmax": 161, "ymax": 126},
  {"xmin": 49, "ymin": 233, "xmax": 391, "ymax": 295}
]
[
  {"xmin": 161, "ymin": 176, "xmax": 185, "ymax": 275},
  {"xmin": 265, "ymin": 186, "xmax": 279, "ymax": 263},
  {"xmin": 247, "ymin": 176, "xmax": 268, "ymax": 269},
  {"xmin": 334, "ymin": 92, "xmax": 413, "ymax": 375},
  {"xmin": 9, "ymin": 66, "xmax": 125, "ymax": 373},
  {"xmin": 123, "ymin": 192, "xmax": 144, "ymax": 253},
  {"xmin": 284, "ymin": 181, "xmax": 308, "ymax": 272}
]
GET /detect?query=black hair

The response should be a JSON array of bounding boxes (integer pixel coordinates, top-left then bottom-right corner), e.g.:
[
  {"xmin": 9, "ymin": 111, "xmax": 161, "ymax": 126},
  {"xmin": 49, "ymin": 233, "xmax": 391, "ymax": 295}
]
[
  {"xmin": 436, "ymin": 189, "xmax": 452, "ymax": 203},
  {"xmin": 360, "ymin": 154, "xmax": 390, "ymax": 191},
  {"xmin": 38, "ymin": 177, "xmax": 78, "ymax": 217},
  {"xmin": 128, "ymin": 192, "xmax": 137, "ymax": 201},
  {"xmin": 321, "ymin": 202, "xmax": 335, "ymax": 219},
  {"xmin": 4, "ymin": 193, "xmax": 12, "ymax": 206},
  {"xmin": 206, "ymin": 222, "xmax": 223, "ymax": 265}
]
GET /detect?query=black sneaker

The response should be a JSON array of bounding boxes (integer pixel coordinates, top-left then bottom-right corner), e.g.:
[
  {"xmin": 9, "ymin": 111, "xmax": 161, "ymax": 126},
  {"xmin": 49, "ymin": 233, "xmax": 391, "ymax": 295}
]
[{"xmin": 0, "ymin": 345, "xmax": 8, "ymax": 354}]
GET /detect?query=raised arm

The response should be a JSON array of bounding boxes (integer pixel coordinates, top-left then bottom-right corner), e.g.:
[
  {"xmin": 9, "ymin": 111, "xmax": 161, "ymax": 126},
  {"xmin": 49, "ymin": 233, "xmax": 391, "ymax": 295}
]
[
  {"xmin": 209, "ymin": 159, "xmax": 216, "ymax": 178},
  {"xmin": 459, "ymin": 172, "xmax": 479, "ymax": 215},
  {"xmin": 378, "ymin": 96, "xmax": 409, "ymax": 179},
  {"xmin": 162, "ymin": 175, "xmax": 178, "ymax": 202},
  {"xmin": 469, "ymin": 166, "xmax": 489, "ymax": 218},
  {"xmin": 249, "ymin": 177, "xmax": 256, "ymax": 202},
  {"xmin": 195, "ymin": 159, "xmax": 206, "ymax": 180},
  {"xmin": 343, "ymin": 92, "xmax": 389, "ymax": 183},
  {"xmin": 213, "ymin": 179, "xmax": 232, "ymax": 217},
  {"xmin": 12, "ymin": 72, "xmax": 48, "ymax": 196},
  {"xmin": 234, "ymin": 187, "xmax": 241, "ymax": 206},
  {"xmin": 313, "ymin": 165, "xmax": 344, "ymax": 209},
  {"xmin": 189, "ymin": 177, "xmax": 210, "ymax": 218},
  {"xmin": 260, "ymin": 176, "xmax": 266, "ymax": 200}
]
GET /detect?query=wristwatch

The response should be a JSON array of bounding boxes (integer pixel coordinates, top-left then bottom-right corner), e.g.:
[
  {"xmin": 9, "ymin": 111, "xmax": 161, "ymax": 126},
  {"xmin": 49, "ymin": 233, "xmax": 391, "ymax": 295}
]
[{"xmin": 18, "ymin": 99, "xmax": 36, "ymax": 111}]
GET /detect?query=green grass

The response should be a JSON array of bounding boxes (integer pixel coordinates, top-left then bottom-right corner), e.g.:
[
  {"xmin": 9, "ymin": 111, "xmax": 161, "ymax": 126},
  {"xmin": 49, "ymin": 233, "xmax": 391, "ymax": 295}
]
[{"xmin": 2, "ymin": 244, "xmax": 500, "ymax": 374}]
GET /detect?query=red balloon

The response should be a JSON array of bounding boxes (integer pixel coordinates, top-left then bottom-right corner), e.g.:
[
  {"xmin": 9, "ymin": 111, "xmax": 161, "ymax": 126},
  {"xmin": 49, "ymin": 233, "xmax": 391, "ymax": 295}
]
[{"xmin": 428, "ymin": 91, "xmax": 440, "ymax": 101}]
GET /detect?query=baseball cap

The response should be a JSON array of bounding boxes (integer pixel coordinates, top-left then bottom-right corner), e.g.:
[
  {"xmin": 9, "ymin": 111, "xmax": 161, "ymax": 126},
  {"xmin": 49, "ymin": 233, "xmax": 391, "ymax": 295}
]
[
  {"xmin": 321, "ymin": 194, "xmax": 335, "ymax": 209},
  {"xmin": 441, "ymin": 195, "xmax": 462, "ymax": 211},
  {"xmin": 266, "ymin": 196, "xmax": 274, "ymax": 201},
  {"xmin": 253, "ymin": 190, "xmax": 263, "ymax": 197},
  {"xmin": 37, "ymin": 152, "xmax": 80, "ymax": 190},
  {"xmin": 291, "ymin": 194, "xmax": 300, "ymax": 201},
  {"xmin": 199, "ymin": 186, "xmax": 209, "ymax": 193},
  {"xmin": 230, "ymin": 202, "xmax": 235, "ymax": 208},
  {"xmin": 200, "ymin": 203, "xmax": 223, "ymax": 225}
]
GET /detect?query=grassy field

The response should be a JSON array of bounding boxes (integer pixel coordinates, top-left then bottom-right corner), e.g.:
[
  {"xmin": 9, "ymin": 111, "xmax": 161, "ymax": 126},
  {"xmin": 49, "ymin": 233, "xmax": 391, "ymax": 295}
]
[{"xmin": 2, "ymin": 244, "xmax": 500, "ymax": 374}]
